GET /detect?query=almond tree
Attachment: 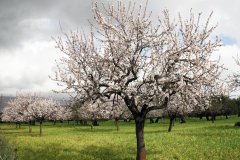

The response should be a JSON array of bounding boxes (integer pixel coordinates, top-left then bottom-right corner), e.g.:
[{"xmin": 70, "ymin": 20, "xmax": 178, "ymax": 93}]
[
  {"xmin": 2, "ymin": 93, "xmax": 38, "ymax": 130},
  {"xmin": 53, "ymin": 1, "xmax": 222, "ymax": 159},
  {"xmin": 1, "ymin": 93, "xmax": 62, "ymax": 136},
  {"xmin": 104, "ymin": 98, "xmax": 131, "ymax": 131},
  {"xmin": 71, "ymin": 98, "xmax": 131, "ymax": 130},
  {"xmin": 146, "ymin": 109, "xmax": 163, "ymax": 124},
  {"xmin": 164, "ymin": 94, "xmax": 194, "ymax": 132},
  {"xmin": 28, "ymin": 98, "xmax": 60, "ymax": 136},
  {"xmin": 230, "ymin": 57, "xmax": 240, "ymax": 117}
]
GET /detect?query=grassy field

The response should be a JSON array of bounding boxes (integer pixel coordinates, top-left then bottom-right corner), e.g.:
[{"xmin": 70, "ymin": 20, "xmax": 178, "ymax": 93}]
[{"xmin": 0, "ymin": 116, "xmax": 240, "ymax": 160}]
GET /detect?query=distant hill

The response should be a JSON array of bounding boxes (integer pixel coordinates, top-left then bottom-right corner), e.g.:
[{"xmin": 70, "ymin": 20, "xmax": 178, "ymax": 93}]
[
  {"xmin": 0, "ymin": 95, "xmax": 69, "ymax": 112},
  {"xmin": 0, "ymin": 96, "xmax": 14, "ymax": 112}
]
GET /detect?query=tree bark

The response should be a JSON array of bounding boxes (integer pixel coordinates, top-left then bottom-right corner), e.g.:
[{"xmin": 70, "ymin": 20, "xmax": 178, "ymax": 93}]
[
  {"xmin": 168, "ymin": 117, "xmax": 175, "ymax": 132},
  {"xmin": 225, "ymin": 114, "xmax": 228, "ymax": 119},
  {"xmin": 135, "ymin": 117, "xmax": 146, "ymax": 160},
  {"xmin": 115, "ymin": 118, "xmax": 119, "ymax": 131},
  {"xmin": 29, "ymin": 120, "xmax": 32, "ymax": 133},
  {"xmin": 40, "ymin": 120, "xmax": 43, "ymax": 136},
  {"xmin": 180, "ymin": 116, "xmax": 186, "ymax": 123},
  {"xmin": 149, "ymin": 118, "xmax": 154, "ymax": 124},
  {"xmin": 211, "ymin": 115, "xmax": 215, "ymax": 123},
  {"xmin": 155, "ymin": 117, "xmax": 160, "ymax": 123},
  {"xmin": 92, "ymin": 119, "xmax": 99, "ymax": 126},
  {"xmin": 206, "ymin": 115, "xmax": 210, "ymax": 121}
]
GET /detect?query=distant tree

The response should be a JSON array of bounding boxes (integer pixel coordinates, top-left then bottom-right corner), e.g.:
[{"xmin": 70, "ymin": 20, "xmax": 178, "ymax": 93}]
[
  {"xmin": 0, "ymin": 94, "xmax": 3, "ymax": 108},
  {"xmin": 2, "ymin": 93, "xmax": 37, "ymax": 129},
  {"xmin": 0, "ymin": 94, "xmax": 3, "ymax": 122},
  {"xmin": 234, "ymin": 97, "xmax": 240, "ymax": 117},
  {"xmin": 146, "ymin": 109, "xmax": 163, "ymax": 124},
  {"xmin": 164, "ymin": 94, "xmax": 194, "ymax": 132},
  {"xmin": 1, "ymin": 93, "xmax": 63, "ymax": 136},
  {"xmin": 230, "ymin": 56, "xmax": 240, "ymax": 117},
  {"xmin": 52, "ymin": 1, "xmax": 222, "ymax": 159},
  {"xmin": 28, "ymin": 98, "xmax": 62, "ymax": 136}
]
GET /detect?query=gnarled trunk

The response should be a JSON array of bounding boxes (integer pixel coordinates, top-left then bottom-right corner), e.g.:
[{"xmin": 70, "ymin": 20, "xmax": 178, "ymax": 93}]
[{"xmin": 135, "ymin": 117, "xmax": 146, "ymax": 160}]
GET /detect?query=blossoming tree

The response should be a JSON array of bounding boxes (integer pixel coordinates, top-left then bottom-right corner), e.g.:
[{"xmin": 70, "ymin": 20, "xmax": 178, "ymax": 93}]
[
  {"xmin": 1, "ymin": 93, "xmax": 63, "ymax": 136},
  {"xmin": 2, "ymin": 93, "xmax": 39, "ymax": 130},
  {"xmin": 53, "ymin": 1, "xmax": 222, "ymax": 159}
]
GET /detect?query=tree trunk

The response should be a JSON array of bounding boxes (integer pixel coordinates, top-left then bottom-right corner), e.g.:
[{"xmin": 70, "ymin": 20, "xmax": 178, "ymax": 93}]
[
  {"xmin": 115, "ymin": 118, "xmax": 119, "ymax": 131},
  {"xmin": 79, "ymin": 120, "xmax": 83, "ymax": 125},
  {"xmin": 155, "ymin": 117, "xmax": 160, "ymax": 123},
  {"xmin": 92, "ymin": 119, "xmax": 99, "ymax": 126},
  {"xmin": 149, "ymin": 118, "xmax": 154, "ymax": 124},
  {"xmin": 180, "ymin": 116, "xmax": 186, "ymax": 123},
  {"xmin": 211, "ymin": 115, "xmax": 215, "ymax": 123},
  {"xmin": 206, "ymin": 115, "xmax": 210, "ymax": 121},
  {"xmin": 135, "ymin": 117, "xmax": 146, "ymax": 160},
  {"xmin": 32, "ymin": 120, "xmax": 35, "ymax": 126},
  {"xmin": 40, "ymin": 121, "xmax": 43, "ymax": 136},
  {"xmin": 28, "ymin": 121, "xmax": 32, "ymax": 133},
  {"xmin": 168, "ymin": 117, "xmax": 175, "ymax": 132},
  {"xmin": 225, "ymin": 114, "xmax": 228, "ymax": 119}
]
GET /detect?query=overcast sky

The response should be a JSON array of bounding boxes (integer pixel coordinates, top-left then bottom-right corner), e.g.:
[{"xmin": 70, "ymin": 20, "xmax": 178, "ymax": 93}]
[{"xmin": 0, "ymin": 0, "xmax": 240, "ymax": 96}]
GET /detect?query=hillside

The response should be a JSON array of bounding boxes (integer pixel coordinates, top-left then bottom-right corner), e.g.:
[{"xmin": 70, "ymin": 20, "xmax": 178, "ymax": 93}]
[{"xmin": 0, "ymin": 96, "xmax": 14, "ymax": 112}]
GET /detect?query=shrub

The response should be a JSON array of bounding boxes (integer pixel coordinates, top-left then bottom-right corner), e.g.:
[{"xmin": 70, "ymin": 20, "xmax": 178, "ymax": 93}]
[{"xmin": 234, "ymin": 122, "xmax": 240, "ymax": 127}]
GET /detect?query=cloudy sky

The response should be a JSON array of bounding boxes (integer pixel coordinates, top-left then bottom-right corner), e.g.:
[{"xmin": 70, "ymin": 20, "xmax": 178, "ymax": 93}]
[{"xmin": 0, "ymin": 0, "xmax": 240, "ymax": 96}]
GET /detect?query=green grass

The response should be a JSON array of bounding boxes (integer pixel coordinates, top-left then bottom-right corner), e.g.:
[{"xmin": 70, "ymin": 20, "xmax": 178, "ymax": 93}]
[
  {"xmin": 0, "ymin": 135, "xmax": 17, "ymax": 160},
  {"xmin": 0, "ymin": 116, "xmax": 240, "ymax": 160}
]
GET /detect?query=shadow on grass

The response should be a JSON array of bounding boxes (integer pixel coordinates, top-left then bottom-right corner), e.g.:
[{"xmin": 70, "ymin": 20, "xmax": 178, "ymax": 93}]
[
  {"xmin": 73, "ymin": 127, "xmax": 117, "ymax": 133},
  {"xmin": 18, "ymin": 141, "xmax": 135, "ymax": 160},
  {"xmin": 0, "ymin": 127, "xmax": 23, "ymax": 131},
  {"xmin": 78, "ymin": 145, "xmax": 135, "ymax": 160},
  {"xmin": 72, "ymin": 127, "xmax": 167, "ymax": 135},
  {"xmin": 176, "ymin": 125, "xmax": 239, "ymax": 137},
  {"xmin": 204, "ymin": 125, "xmax": 237, "ymax": 130}
]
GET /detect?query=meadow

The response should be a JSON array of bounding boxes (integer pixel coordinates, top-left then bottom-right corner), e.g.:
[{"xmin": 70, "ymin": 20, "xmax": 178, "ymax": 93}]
[{"xmin": 0, "ymin": 116, "xmax": 239, "ymax": 160}]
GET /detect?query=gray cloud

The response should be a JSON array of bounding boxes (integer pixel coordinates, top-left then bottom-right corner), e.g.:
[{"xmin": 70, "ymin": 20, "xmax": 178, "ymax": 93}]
[
  {"xmin": 1, "ymin": 0, "xmax": 240, "ymax": 96},
  {"xmin": 0, "ymin": 0, "xmax": 93, "ymax": 50}
]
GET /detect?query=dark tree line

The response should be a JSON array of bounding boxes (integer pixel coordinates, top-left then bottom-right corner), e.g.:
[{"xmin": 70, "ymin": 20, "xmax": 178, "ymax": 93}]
[{"xmin": 195, "ymin": 95, "xmax": 240, "ymax": 121}]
